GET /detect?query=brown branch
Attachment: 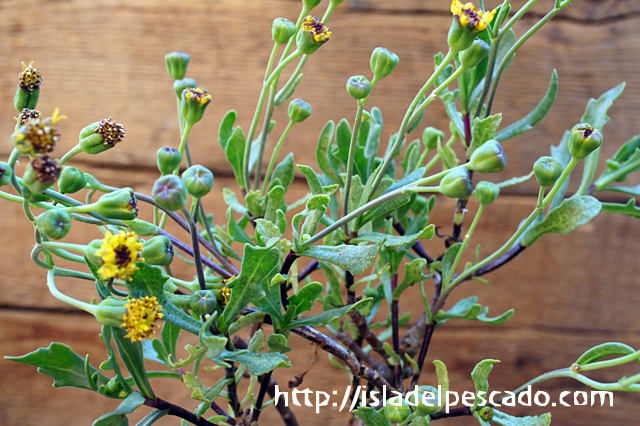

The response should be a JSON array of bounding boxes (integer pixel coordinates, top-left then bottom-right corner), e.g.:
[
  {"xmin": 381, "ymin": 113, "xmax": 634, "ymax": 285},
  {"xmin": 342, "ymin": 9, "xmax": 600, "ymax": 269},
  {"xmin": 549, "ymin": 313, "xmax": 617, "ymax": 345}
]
[{"xmin": 144, "ymin": 396, "xmax": 218, "ymax": 426}]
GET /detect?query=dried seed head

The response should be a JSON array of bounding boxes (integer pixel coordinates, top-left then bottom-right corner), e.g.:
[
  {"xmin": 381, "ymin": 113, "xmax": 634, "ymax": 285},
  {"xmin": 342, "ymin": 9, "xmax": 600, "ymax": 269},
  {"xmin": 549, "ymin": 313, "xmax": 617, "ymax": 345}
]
[
  {"xmin": 31, "ymin": 155, "xmax": 61, "ymax": 183},
  {"xmin": 16, "ymin": 108, "xmax": 42, "ymax": 125},
  {"xmin": 18, "ymin": 61, "xmax": 43, "ymax": 91},
  {"xmin": 95, "ymin": 117, "xmax": 126, "ymax": 147}
]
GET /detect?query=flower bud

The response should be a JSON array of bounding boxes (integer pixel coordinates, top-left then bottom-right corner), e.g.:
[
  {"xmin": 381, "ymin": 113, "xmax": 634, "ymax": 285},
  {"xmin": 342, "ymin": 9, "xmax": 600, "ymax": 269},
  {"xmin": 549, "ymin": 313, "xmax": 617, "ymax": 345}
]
[
  {"xmin": 165, "ymin": 51, "xmax": 190, "ymax": 80},
  {"xmin": 346, "ymin": 75, "xmax": 372, "ymax": 100},
  {"xmin": 0, "ymin": 162, "xmax": 13, "ymax": 187},
  {"xmin": 272, "ymin": 18, "xmax": 296, "ymax": 44},
  {"xmin": 361, "ymin": 110, "xmax": 371, "ymax": 121},
  {"xmin": 448, "ymin": 1, "xmax": 496, "ymax": 52},
  {"xmin": 152, "ymin": 175, "xmax": 188, "ymax": 211},
  {"xmin": 568, "ymin": 123, "xmax": 603, "ymax": 160},
  {"xmin": 533, "ymin": 156, "xmax": 563, "ymax": 187},
  {"xmin": 423, "ymin": 127, "xmax": 445, "ymax": 150},
  {"xmin": 288, "ymin": 99, "xmax": 312, "ymax": 123},
  {"xmin": 142, "ymin": 235, "xmax": 174, "ymax": 266},
  {"xmin": 302, "ymin": 0, "xmax": 322, "ymax": 11},
  {"xmin": 94, "ymin": 188, "xmax": 138, "ymax": 220},
  {"xmin": 14, "ymin": 62, "xmax": 43, "ymax": 111},
  {"xmin": 157, "ymin": 147, "xmax": 183, "ymax": 175},
  {"xmin": 85, "ymin": 239, "xmax": 103, "ymax": 266},
  {"xmin": 94, "ymin": 297, "xmax": 129, "ymax": 327},
  {"xmin": 329, "ymin": 0, "xmax": 345, "ymax": 5},
  {"xmin": 468, "ymin": 140, "xmax": 507, "ymax": 173},
  {"xmin": 475, "ymin": 181, "xmax": 499, "ymax": 205},
  {"xmin": 190, "ymin": 290, "xmax": 218, "ymax": 315},
  {"xmin": 13, "ymin": 111, "xmax": 63, "ymax": 156},
  {"xmin": 383, "ymin": 399, "xmax": 411, "ymax": 423},
  {"xmin": 36, "ymin": 209, "xmax": 72, "ymax": 240},
  {"xmin": 478, "ymin": 407, "xmax": 494, "ymax": 421},
  {"xmin": 79, "ymin": 118, "xmax": 126, "ymax": 155},
  {"xmin": 181, "ymin": 88, "xmax": 212, "ymax": 125},
  {"xmin": 182, "ymin": 165, "xmax": 214, "ymax": 198},
  {"xmin": 370, "ymin": 47, "xmax": 399, "ymax": 79},
  {"xmin": 174, "ymin": 78, "xmax": 197, "ymax": 99},
  {"xmin": 460, "ymin": 38, "xmax": 490, "ymax": 69},
  {"xmin": 438, "ymin": 165, "xmax": 473, "ymax": 199},
  {"xmin": 23, "ymin": 156, "xmax": 61, "ymax": 193},
  {"xmin": 296, "ymin": 16, "xmax": 332, "ymax": 55},
  {"xmin": 58, "ymin": 166, "xmax": 87, "ymax": 194}
]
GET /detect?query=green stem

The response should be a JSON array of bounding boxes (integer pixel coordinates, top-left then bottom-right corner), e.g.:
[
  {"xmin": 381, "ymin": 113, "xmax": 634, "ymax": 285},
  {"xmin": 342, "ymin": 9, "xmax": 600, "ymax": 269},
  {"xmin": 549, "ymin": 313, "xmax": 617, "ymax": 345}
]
[
  {"xmin": 47, "ymin": 248, "xmax": 88, "ymax": 263},
  {"xmin": 473, "ymin": 37, "xmax": 500, "ymax": 119},
  {"xmin": 60, "ymin": 145, "xmax": 84, "ymax": 165},
  {"xmin": 576, "ymin": 349, "xmax": 640, "ymax": 372},
  {"xmin": 46, "ymin": 269, "xmax": 98, "ymax": 316},
  {"xmin": 499, "ymin": 0, "xmax": 539, "ymax": 37},
  {"xmin": 176, "ymin": 121, "xmax": 194, "ymax": 171},
  {"xmin": 0, "ymin": 189, "xmax": 23, "ymax": 203},
  {"xmin": 40, "ymin": 241, "xmax": 88, "ymax": 253},
  {"xmin": 368, "ymin": 49, "xmax": 456, "ymax": 200},
  {"xmin": 489, "ymin": 0, "xmax": 511, "ymax": 39},
  {"xmin": 262, "ymin": 120, "xmax": 295, "ymax": 195},
  {"xmin": 8, "ymin": 148, "xmax": 23, "ymax": 194},
  {"xmin": 444, "ymin": 204, "xmax": 484, "ymax": 287},
  {"xmin": 619, "ymin": 372, "xmax": 640, "ymax": 388},
  {"xmin": 53, "ymin": 267, "xmax": 97, "ymax": 281},
  {"xmin": 342, "ymin": 102, "xmax": 365, "ymax": 235}
]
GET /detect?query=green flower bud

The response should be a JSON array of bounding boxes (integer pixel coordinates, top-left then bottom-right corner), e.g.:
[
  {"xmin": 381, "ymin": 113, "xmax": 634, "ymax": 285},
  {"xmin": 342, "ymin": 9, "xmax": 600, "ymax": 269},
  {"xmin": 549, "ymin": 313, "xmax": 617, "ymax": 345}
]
[
  {"xmin": 568, "ymin": 123, "xmax": 603, "ymax": 160},
  {"xmin": 296, "ymin": 16, "xmax": 332, "ymax": 55},
  {"xmin": 85, "ymin": 239, "xmax": 103, "ymax": 266},
  {"xmin": 362, "ymin": 110, "xmax": 372, "ymax": 121},
  {"xmin": 460, "ymin": 38, "xmax": 490, "ymax": 69},
  {"xmin": 438, "ymin": 165, "xmax": 473, "ymax": 199},
  {"xmin": 94, "ymin": 297, "xmax": 129, "ymax": 327},
  {"xmin": 475, "ymin": 181, "xmax": 500, "ymax": 205},
  {"xmin": 174, "ymin": 78, "xmax": 197, "ymax": 99},
  {"xmin": 329, "ymin": 0, "xmax": 345, "ymax": 5},
  {"xmin": 181, "ymin": 88, "xmax": 212, "ymax": 125},
  {"xmin": 383, "ymin": 399, "xmax": 411, "ymax": 423},
  {"xmin": 478, "ymin": 406, "xmax": 494, "ymax": 421},
  {"xmin": 94, "ymin": 188, "xmax": 138, "ymax": 220},
  {"xmin": 447, "ymin": 18, "xmax": 476, "ymax": 53},
  {"xmin": 14, "ymin": 62, "xmax": 43, "ymax": 111},
  {"xmin": 468, "ymin": 140, "xmax": 507, "ymax": 173},
  {"xmin": 533, "ymin": 156, "xmax": 563, "ymax": 187},
  {"xmin": 448, "ymin": 2, "xmax": 496, "ymax": 52},
  {"xmin": 0, "ymin": 162, "xmax": 13, "ymax": 187},
  {"xmin": 157, "ymin": 147, "xmax": 183, "ymax": 175},
  {"xmin": 78, "ymin": 118, "xmax": 126, "ymax": 155},
  {"xmin": 142, "ymin": 236, "xmax": 174, "ymax": 266},
  {"xmin": 182, "ymin": 165, "xmax": 214, "ymax": 198},
  {"xmin": 58, "ymin": 166, "xmax": 87, "ymax": 194},
  {"xmin": 165, "ymin": 51, "xmax": 190, "ymax": 80},
  {"xmin": 406, "ymin": 386, "xmax": 441, "ymax": 416},
  {"xmin": 423, "ymin": 127, "xmax": 446, "ymax": 151},
  {"xmin": 302, "ymin": 0, "xmax": 322, "ymax": 11},
  {"xmin": 272, "ymin": 18, "xmax": 296, "ymax": 44},
  {"xmin": 23, "ymin": 156, "xmax": 61, "ymax": 193},
  {"xmin": 36, "ymin": 209, "xmax": 72, "ymax": 240},
  {"xmin": 152, "ymin": 175, "xmax": 188, "ymax": 211},
  {"xmin": 346, "ymin": 75, "xmax": 372, "ymax": 100},
  {"xmin": 370, "ymin": 47, "xmax": 399, "ymax": 79},
  {"xmin": 190, "ymin": 290, "xmax": 218, "ymax": 315},
  {"xmin": 288, "ymin": 99, "xmax": 312, "ymax": 123}
]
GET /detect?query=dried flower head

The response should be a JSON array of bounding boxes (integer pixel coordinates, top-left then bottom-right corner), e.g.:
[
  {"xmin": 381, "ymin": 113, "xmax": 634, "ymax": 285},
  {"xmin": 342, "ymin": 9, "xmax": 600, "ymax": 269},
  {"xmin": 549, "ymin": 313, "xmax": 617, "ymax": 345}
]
[
  {"xmin": 13, "ymin": 108, "xmax": 66, "ymax": 155},
  {"xmin": 95, "ymin": 230, "xmax": 144, "ymax": 281},
  {"xmin": 451, "ymin": 0, "xmax": 496, "ymax": 32},
  {"xmin": 18, "ymin": 61, "xmax": 43, "ymax": 91},
  {"xmin": 15, "ymin": 108, "xmax": 42, "ymax": 125},
  {"xmin": 220, "ymin": 286, "xmax": 232, "ymax": 308},
  {"xmin": 122, "ymin": 296, "xmax": 163, "ymax": 342},
  {"xmin": 30, "ymin": 156, "xmax": 61, "ymax": 183},
  {"xmin": 95, "ymin": 117, "xmax": 126, "ymax": 147},
  {"xmin": 301, "ymin": 15, "xmax": 332, "ymax": 43}
]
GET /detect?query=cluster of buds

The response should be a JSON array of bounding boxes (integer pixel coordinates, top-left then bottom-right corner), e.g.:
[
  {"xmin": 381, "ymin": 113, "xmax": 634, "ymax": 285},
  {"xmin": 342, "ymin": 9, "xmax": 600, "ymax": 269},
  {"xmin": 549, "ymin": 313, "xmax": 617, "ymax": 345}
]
[{"xmin": 14, "ymin": 62, "xmax": 43, "ymax": 111}]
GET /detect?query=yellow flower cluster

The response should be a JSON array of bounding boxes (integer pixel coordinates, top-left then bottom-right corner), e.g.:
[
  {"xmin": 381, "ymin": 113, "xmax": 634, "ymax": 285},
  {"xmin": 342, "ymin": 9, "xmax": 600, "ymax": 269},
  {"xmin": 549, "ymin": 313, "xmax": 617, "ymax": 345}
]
[
  {"xmin": 184, "ymin": 88, "xmax": 212, "ymax": 106},
  {"xmin": 301, "ymin": 15, "xmax": 332, "ymax": 43},
  {"xmin": 220, "ymin": 286, "xmax": 232, "ymax": 308},
  {"xmin": 451, "ymin": 0, "xmax": 496, "ymax": 32},
  {"xmin": 122, "ymin": 296, "xmax": 164, "ymax": 342},
  {"xmin": 95, "ymin": 230, "xmax": 144, "ymax": 281}
]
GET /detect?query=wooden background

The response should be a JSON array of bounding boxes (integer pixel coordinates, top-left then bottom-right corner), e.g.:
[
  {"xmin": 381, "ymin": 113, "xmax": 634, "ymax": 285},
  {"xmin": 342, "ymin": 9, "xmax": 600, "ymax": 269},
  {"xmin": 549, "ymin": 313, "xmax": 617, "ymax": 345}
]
[{"xmin": 1, "ymin": 0, "xmax": 640, "ymax": 425}]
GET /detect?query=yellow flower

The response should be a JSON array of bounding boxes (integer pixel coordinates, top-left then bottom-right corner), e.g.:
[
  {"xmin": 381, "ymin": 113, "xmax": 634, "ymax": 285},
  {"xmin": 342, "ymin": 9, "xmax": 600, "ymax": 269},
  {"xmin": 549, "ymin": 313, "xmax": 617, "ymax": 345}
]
[
  {"xmin": 95, "ymin": 230, "xmax": 144, "ymax": 281},
  {"xmin": 183, "ymin": 88, "xmax": 212, "ymax": 106},
  {"xmin": 122, "ymin": 296, "xmax": 163, "ymax": 342},
  {"xmin": 301, "ymin": 15, "xmax": 332, "ymax": 43},
  {"xmin": 451, "ymin": 0, "xmax": 496, "ymax": 32},
  {"xmin": 220, "ymin": 286, "xmax": 232, "ymax": 308}
]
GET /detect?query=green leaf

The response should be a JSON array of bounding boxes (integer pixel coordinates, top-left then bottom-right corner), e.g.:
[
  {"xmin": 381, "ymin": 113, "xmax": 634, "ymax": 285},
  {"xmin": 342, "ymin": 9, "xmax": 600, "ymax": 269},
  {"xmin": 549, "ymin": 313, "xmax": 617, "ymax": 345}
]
[
  {"xmin": 575, "ymin": 342, "xmax": 638, "ymax": 366},
  {"xmin": 471, "ymin": 359, "xmax": 500, "ymax": 410},
  {"xmin": 222, "ymin": 188, "xmax": 248, "ymax": 215},
  {"xmin": 6, "ymin": 343, "xmax": 109, "ymax": 390},
  {"xmin": 437, "ymin": 137, "xmax": 459, "ymax": 169},
  {"xmin": 521, "ymin": 195, "xmax": 601, "ymax": 247},
  {"xmin": 352, "ymin": 224, "xmax": 435, "ymax": 248},
  {"xmin": 218, "ymin": 350, "xmax": 291, "ymax": 375},
  {"xmin": 493, "ymin": 29, "xmax": 516, "ymax": 80},
  {"xmin": 434, "ymin": 296, "xmax": 514, "ymax": 326},
  {"xmin": 316, "ymin": 120, "xmax": 344, "ymax": 186},
  {"xmin": 298, "ymin": 243, "xmax": 379, "ymax": 275},
  {"xmin": 288, "ymin": 282, "xmax": 324, "ymax": 313},
  {"xmin": 228, "ymin": 312, "xmax": 267, "ymax": 336},
  {"xmin": 271, "ymin": 152, "xmax": 295, "ymax": 191},
  {"xmin": 225, "ymin": 126, "xmax": 246, "ymax": 190},
  {"xmin": 111, "ymin": 327, "xmax": 156, "ymax": 399},
  {"xmin": 284, "ymin": 298, "xmax": 371, "ymax": 330},
  {"xmin": 353, "ymin": 406, "xmax": 391, "ymax": 426},
  {"xmin": 245, "ymin": 190, "xmax": 264, "ymax": 218},
  {"xmin": 255, "ymin": 218, "xmax": 281, "ymax": 247},
  {"xmin": 297, "ymin": 164, "xmax": 324, "ymax": 195},
  {"xmin": 334, "ymin": 118, "xmax": 352, "ymax": 164},
  {"xmin": 267, "ymin": 333, "xmax": 292, "ymax": 353},
  {"xmin": 265, "ymin": 185, "xmax": 286, "ymax": 225},
  {"xmin": 320, "ymin": 261, "xmax": 343, "ymax": 308},
  {"xmin": 393, "ymin": 258, "xmax": 428, "ymax": 301},
  {"xmin": 275, "ymin": 72, "xmax": 304, "ymax": 106},
  {"xmin": 93, "ymin": 391, "xmax": 146, "ymax": 426},
  {"xmin": 98, "ymin": 326, "xmax": 133, "ymax": 395},
  {"xmin": 433, "ymin": 359, "xmax": 450, "ymax": 394},
  {"xmin": 441, "ymin": 89, "xmax": 465, "ymax": 139},
  {"xmin": 611, "ymin": 134, "xmax": 640, "ymax": 164},
  {"xmin": 492, "ymin": 409, "xmax": 551, "ymax": 426},
  {"xmin": 442, "ymin": 243, "xmax": 462, "ymax": 282},
  {"xmin": 360, "ymin": 192, "xmax": 414, "ymax": 228},
  {"xmin": 183, "ymin": 373, "xmax": 229, "ymax": 403},
  {"xmin": 218, "ymin": 110, "xmax": 237, "ymax": 151},
  {"xmin": 220, "ymin": 244, "xmax": 280, "ymax": 332},
  {"xmin": 495, "ymin": 70, "xmax": 558, "ymax": 142},
  {"xmin": 496, "ymin": 171, "xmax": 534, "ymax": 188},
  {"xmin": 226, "ymin": 208, "xmax": 253, "ymax": 245},
  {"xmin": 469, "ymin": 114, "xmax": 502, "ymax": 156},
  {"xmin": 600, "ymin": 198, "xmax": 640, "ymax": 219},
  {"xmin": 135, "ymin": 409, "xmax": 170, "ymax": 426},
  {"xmin": 581, "ymin": 82, "xmax": 625, "ymax": 130},
  {"xmin": 549, "ymin": 130, "xmax": 572, "ymax": 210},
  {"xmin": 161, "ymin": 322, "xmax": 181, "ymax": 361},
  {"xmin": 365, "ymin": 123, "xmax": 382, "ymax": 176}
]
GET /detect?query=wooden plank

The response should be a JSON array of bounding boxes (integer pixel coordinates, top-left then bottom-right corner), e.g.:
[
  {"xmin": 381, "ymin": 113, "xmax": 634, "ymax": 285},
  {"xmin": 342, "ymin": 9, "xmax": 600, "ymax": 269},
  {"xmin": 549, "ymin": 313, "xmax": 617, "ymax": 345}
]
[
  {"xmin": 1, "ymin": 310, "xmax": 638, "ymax": 425},
  {"xmin": 1, "ymin": 171, "xmax": 639, "ymax": 333},
  {"xmin": 0, "ymin": 0, "xmax": 638, "ymax": 196}
]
